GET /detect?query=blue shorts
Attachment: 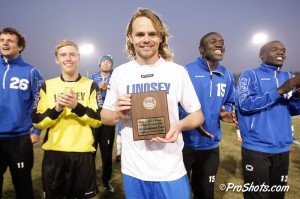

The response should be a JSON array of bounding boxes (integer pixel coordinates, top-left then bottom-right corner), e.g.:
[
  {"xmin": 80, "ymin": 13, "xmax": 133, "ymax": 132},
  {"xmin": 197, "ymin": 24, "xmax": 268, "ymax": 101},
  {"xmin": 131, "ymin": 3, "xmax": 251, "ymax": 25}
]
[{"xmin": 122, "ymin": 174, "xmax": 190, "ymax": 199}]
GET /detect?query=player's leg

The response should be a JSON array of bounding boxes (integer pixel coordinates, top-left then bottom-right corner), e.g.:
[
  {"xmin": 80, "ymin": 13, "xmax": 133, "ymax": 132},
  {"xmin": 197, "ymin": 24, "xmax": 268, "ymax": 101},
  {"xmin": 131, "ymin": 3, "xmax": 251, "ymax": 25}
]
[
  {"xmin": 99, "ymin": 124, "xmax": 115, "ymax": 191},
  {"xmin": 123, "ymin": 173, "xmax": 190, "ymax": 199},
  {"xmin": 122, "ymin": 174, "xmax": 156, "ymax": 199},
  {"xmin": 42, "ymin": 151, "xmax": 67, "ymax": 199},
  {"xmin": 242, "ymin": 147, "xmax": 271, "ymax": 199},
  {"xmin": 193, "ymin": 147, "xmax": 219, "ymax": 199},
  {"xmin": 70, "ymin": 152, "xmax": 98, "ymax": 199},
  {"xmin": 0, "ymin": 138, "xmax": 9, "ymax": 197},
  {"xmin": 155, "ymin": 175, "xmax": 190, "ymax": 199},
  {"xmin": 182, "ymin": 146, "xmax": 197, "ymax": 179},
  {"xmin": 269, "ymin": 151, "xmax": 290, "ymax": 199},
  {"xmin": 8, "ymin": 135, "xmax": 34, "ymax": 199}
]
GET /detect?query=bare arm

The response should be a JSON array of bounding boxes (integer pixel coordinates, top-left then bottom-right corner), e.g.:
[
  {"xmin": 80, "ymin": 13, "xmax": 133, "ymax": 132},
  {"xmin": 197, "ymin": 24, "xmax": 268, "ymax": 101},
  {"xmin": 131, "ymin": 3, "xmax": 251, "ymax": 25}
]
[
  {"xmin": 100, "ymin": 94, "xmax": 132, "ymax": 126},
  {"xmin": 100, "ymin": 109, "xmax": 119, "ymax": 126},
  {"xmin": 177, "ymin": 109, "xmax": 204, "ymax": 131}
]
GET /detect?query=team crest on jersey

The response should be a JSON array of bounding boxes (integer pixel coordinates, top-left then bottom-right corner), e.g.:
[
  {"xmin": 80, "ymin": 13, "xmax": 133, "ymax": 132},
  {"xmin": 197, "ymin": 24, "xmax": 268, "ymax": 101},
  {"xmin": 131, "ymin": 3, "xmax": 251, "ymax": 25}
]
[{"xmin": 143, "ymin": 97, "xmax": 156, "ymax": 110}]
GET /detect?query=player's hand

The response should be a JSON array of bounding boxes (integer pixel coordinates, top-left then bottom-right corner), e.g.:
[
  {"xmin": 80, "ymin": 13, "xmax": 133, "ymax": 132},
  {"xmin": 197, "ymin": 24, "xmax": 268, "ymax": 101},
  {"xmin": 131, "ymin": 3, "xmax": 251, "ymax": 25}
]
[
  {"xmin": 277, "ymin": 75, "xmax": 300, "ymax": 94},
  {"xmin": 55, "ymin": 93, "xmax": 66, "ymax": 112},
  {"xmin": 115, "ymin": 94, "xmax": 131, "ymax": 121},
  {"xmin": 30, "ymin": 133, "xmax": 40, "ymax": 144},
  {"xmin": 64, "ymin": 90, "xmax": 77, "ymax": 109},
  {"xmin": 151, "ymin": 122, "xmax": 180, "ymax": 143},
  {"xmin": 220, "ymin": 107, "xmax": 236, "ymax": 123},
  {"xmin": 99, "ymin": 82, "xmax": 108, "ymax": 91},
  {"xmin": 196, "ymin": 125, "xmax": 214, "ymax": 138}
]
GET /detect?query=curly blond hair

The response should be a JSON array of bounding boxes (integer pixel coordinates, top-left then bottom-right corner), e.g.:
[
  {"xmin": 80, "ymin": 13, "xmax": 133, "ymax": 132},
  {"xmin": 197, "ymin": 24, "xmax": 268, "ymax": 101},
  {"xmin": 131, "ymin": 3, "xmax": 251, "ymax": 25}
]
[{"xmin": 125, "ymin": 8, "xmax": 173, "ymax": 61}]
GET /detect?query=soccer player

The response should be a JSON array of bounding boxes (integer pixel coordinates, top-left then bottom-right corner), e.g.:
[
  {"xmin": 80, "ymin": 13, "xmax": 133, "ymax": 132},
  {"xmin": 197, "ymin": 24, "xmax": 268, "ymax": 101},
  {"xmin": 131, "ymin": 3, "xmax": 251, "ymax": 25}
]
[
  {"xmin": 0, "ymin": 27, "xmax": 43, "ymax": 199},
  {"xmin": 236, "ymin": 40, "xmax": 300, "ymax": 199},
  {"xmin": 100, "ymin": 8, "xmax": 204, "ymax": 199},
  {"xmin": 89, "ymin": 55, "xmax": 115, "ymax": 192},
  {"xmin": 180, "ymin": 32, "xmax": 236, "ymax": 198},
  {"xmin": 32, "ymin": 40, "xmax": 102, "ymax": 199}
]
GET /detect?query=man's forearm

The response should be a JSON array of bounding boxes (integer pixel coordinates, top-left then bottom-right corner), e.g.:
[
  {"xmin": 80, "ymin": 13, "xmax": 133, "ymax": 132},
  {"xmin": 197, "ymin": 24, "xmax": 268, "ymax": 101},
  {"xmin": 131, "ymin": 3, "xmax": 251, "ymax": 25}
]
[
  {"xmin": 178, "ymin": 109, "xmax": 204, "ymax": 131},
  {"xmin": 100, "ymin": 109, "xmax": 119, "ymax": 125}
]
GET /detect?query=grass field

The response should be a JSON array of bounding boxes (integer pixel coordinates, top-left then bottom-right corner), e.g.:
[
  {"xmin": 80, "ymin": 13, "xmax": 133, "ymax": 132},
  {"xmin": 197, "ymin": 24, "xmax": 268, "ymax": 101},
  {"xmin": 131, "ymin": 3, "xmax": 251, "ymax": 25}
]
[{"xmin": 3, "ymin": 117, "xmax": 300, "ymax": 199}]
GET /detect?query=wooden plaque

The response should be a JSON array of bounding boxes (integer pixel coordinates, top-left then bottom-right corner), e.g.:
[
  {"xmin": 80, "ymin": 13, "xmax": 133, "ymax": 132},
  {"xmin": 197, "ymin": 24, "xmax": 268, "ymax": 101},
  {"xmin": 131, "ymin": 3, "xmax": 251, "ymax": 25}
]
[{"xmin": 131, "ymin": 90, "xmax": 170, "ymax": 141}]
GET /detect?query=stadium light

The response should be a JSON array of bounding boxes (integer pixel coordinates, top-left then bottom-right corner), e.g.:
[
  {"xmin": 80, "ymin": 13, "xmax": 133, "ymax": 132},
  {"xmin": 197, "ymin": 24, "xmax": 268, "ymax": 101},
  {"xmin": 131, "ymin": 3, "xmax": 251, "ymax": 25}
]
[
  {"xmin": 252, "ymin": 33, "xmax": 268, "ymax": 45},
  {"xmin": 79, "ymin": 43, "xmax": 95, "ymax": 56}
]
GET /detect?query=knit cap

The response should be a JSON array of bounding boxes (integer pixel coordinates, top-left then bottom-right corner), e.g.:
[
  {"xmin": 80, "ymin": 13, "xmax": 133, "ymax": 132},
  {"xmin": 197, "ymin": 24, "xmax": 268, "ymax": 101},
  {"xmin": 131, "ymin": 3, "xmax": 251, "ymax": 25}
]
[{"xmin": 99, "ymin": 55, "xmax": 113, "ymax": 66}]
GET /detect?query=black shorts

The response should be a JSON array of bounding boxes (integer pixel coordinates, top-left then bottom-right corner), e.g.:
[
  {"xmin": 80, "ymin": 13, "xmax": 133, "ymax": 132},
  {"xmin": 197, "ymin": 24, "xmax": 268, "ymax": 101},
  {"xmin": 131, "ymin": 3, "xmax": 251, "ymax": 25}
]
[
  {"xmin": 42, "ymin": 151, "xmax": 98, "ymax": 199},
  {"xmin": 183, "ymin": 146, "xmax": 219, "ymax": 199},
  {"xmin": 0, "ymin": 134, "xmax": 34, "ymax": 198},
  {"xmin": 242, "ymin": 147, "xmax": 289, "ymax": 199}
]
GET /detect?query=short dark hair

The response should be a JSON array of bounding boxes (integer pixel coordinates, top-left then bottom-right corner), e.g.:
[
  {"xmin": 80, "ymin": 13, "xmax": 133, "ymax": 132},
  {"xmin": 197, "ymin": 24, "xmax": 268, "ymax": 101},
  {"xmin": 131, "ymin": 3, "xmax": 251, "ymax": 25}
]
[
  {"xmin": 259, "ymin": 40, "xmax": 282, "ymax": 56},
  {"xmin": 199, "ymin": 32, "xmax": 221, "ymax": 47},
  {"xmin": 0, "ymin": 27, "xmax": 26, "ymax": 53}
]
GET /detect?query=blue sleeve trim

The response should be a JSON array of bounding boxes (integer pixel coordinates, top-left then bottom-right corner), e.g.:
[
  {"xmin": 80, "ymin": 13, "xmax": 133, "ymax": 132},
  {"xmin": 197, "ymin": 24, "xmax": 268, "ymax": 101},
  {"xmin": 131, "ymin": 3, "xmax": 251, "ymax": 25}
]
[{"xmin": 31, "ymin": 127, "xmax": 41, "ymax": 135}]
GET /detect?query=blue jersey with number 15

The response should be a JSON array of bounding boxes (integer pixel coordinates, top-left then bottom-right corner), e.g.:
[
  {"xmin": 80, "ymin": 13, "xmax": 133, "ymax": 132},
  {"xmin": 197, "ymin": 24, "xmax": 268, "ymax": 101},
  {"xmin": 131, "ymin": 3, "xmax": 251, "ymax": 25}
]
[{"xmin": 179, "ymin": 57, "xmax": 235, "ymax": 150}]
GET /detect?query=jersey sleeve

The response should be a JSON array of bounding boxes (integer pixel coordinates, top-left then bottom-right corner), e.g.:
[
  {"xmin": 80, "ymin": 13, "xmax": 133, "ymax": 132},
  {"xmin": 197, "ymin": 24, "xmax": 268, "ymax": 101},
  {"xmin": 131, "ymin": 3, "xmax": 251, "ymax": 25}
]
[
  {"xmin": 179, "ymin": 68, "xmax": 201, "ymax": 113},
  {"xmin": 70, "ymin": 82, "xmax": 102, "ymax": 128},
  {"xmin": 223, "ymin": 70, "xmax": 235, "ymax": 112},
  {"xmin": 32, "ymin": 83, "xmax": 63, "ymax": 130},
  {"xmin": 30, "ymin": 67, "xmax": 44, "ymax": 135},
  {"xmin": 236, "ymin": 69, "xmax": 281, "ymax": 113}
]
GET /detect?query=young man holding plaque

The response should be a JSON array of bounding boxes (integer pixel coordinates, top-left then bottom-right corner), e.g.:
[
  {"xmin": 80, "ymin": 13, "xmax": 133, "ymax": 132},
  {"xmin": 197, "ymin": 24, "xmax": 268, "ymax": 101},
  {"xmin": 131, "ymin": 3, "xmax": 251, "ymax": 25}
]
[
  {"xmin": 0, "ymin": 27, "xmax": 44, "ymax": 199},
  {"xmin": 89, "ymin": 55, "xmax": 115, "ymax": 192},
  {"xmin": 101, "ymin": 8, "xmax": 204, "ymax": 199},
  {"xmin": 179, "ymin": 32, "xmax": 236, "ymax": 198},
  {"xmin": 32, "ymin": 40, "xmax": 102, "ymax": 199},
  {"xmin": 236, "ymin": 41, "xmax": 300, "ymax": 199}
]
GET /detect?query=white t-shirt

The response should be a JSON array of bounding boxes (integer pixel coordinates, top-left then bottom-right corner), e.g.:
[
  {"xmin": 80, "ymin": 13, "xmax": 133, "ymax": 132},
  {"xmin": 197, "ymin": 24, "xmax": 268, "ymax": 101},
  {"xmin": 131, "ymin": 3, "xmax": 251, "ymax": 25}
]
[{"xmin": 103, "ymin": 58, "xmax": 201, "ymax": 181}]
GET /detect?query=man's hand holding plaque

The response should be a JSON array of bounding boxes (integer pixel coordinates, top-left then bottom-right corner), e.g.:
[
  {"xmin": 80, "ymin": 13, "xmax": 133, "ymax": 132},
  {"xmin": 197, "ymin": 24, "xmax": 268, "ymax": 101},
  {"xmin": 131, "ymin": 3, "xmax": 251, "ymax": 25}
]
[
  {"xmin": 115, "ymin": 94, "xmax": 132, "ymax": 121},
  {"xmin": 130, "ymin": 91, "xmax": 170, "ymax": 141}
]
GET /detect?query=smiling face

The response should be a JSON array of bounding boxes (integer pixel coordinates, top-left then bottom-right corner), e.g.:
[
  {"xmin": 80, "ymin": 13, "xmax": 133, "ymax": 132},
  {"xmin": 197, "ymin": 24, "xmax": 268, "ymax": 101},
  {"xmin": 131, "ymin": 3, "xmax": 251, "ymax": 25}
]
[
  {"xmin": 55, "ymin": 45, "xmax": 80, "ymax": 79},
  {"xmin": 199, "ymin": 32, "xmax": 225, "ymax": 64},
  {"xmin": 260, "ymin": 41, "xmax": 286, "ymax": 67},
  {"xmin": 0, "ymin": 33, "xmax": 23, "ymax": 60},
  {"xmin": 129, "ymin": 16, "xmax": 162, "ymax": 65}
]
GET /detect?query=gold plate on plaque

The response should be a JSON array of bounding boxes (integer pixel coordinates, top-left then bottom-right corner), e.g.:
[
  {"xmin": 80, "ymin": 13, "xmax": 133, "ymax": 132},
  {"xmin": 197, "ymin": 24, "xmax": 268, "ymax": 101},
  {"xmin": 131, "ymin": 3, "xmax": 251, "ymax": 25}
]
[{"xmin": 131, "ymin": 90, "xmax": 170, "ymax": 140}]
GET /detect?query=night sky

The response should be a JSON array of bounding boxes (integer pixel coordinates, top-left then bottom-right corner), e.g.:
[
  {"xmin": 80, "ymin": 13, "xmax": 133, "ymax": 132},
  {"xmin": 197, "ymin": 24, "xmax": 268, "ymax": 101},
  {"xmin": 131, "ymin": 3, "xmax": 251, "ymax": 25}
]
[{"xmin": 1, "ymin": 0, "xmax": 299, "ymax": 79}]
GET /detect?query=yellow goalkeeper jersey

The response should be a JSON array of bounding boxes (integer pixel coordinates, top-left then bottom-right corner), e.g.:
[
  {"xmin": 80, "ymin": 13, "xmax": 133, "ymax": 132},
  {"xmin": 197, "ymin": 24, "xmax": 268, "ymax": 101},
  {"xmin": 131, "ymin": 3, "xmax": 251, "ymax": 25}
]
[{"xmin": 32, "ymin": 75, "xmax": 102, "ymax": 152}]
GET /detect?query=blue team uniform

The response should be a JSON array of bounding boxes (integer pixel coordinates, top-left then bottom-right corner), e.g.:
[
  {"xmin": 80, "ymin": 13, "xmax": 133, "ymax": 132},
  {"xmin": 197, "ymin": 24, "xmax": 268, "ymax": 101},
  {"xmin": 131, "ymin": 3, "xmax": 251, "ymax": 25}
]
[
  {"xmin": 0, "ymin": 55, "xmax": 43, "ymax": 137},
  {"xmin": 236, "ymin": 63, "xmax": 300, "ymax": 153},
  {"xmin": 89, "ymin": 72, "xmax": 110, "ymax": 102},
  {"xmin": 0, "ymin": 54, "xmax": 43, "ymax": 199},
  {"xmin": 180, "ymin": 57, "xmax": 235, "ymax": 150}
]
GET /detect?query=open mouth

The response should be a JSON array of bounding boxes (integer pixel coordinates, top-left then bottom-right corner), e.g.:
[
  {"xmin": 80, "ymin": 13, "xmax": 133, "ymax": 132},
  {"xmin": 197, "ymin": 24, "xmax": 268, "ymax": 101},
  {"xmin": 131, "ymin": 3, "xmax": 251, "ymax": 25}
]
[
  {"xmin": 141, "ymin": 45, "xmax": 153, "ymax": 50},
  {"xmin": 275, "ymin": 57, "xmax": 283, "ymax": 61},
  {"xmin": 214, "ymin": 49, "xmax": 223, "ymax": 55},
  {"xmin": 2, "ymin": 47, "xmax": 10, "ymax": 51}
]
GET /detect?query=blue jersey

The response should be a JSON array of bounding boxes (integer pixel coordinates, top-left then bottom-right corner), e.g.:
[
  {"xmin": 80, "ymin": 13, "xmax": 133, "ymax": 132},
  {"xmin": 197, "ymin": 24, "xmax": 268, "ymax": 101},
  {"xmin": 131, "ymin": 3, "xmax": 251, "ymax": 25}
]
[
  {"xmin": 236, "ymin": 63, "xmax": 300, "ymax": 153},
  {"xmin": 180, "ymin": 57, "xmax": 235, "ymax": 150},
  {"xmin": 0, "ymin": 55, "xmax": 44, "ymax": 137},
  {"xmin": 89, "ymin": 72, "xmax": 110, "ymax": 102}
]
